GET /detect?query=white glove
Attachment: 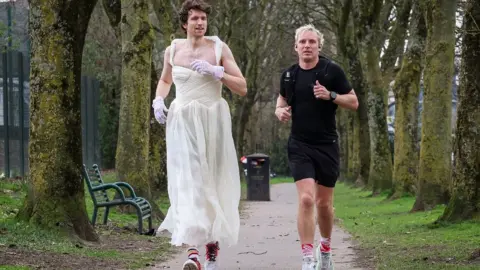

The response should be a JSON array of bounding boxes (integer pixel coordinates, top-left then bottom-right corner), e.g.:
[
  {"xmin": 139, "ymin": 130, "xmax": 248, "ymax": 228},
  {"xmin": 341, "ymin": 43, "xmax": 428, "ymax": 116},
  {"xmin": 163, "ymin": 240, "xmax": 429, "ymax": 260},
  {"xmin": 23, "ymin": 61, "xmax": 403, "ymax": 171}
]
[
  {"xmin": 152, "ymin": 96, "xmax": 168, "ymax": 124},
  {"xmin": 190, "ymin": 59, "xmax": 224, "ymax": 80}
]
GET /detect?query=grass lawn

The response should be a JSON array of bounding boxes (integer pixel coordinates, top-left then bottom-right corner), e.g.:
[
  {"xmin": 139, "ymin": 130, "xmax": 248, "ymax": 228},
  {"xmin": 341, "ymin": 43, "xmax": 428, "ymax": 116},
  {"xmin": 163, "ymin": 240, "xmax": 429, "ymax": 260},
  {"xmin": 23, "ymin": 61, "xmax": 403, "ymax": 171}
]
[
  {"xmin": 0, "ymin": 173, "xmax": 176, "ymax": 270},
  {"xmin": 333, "ymin": 182, "xmax": 480, "ymax": 270}
]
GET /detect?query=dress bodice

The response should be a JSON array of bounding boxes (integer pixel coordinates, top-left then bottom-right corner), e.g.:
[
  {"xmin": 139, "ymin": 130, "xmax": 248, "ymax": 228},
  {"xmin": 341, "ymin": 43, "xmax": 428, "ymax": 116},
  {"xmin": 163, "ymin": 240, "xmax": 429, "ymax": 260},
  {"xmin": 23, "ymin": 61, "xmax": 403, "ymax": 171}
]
[{"xmin": 169, "ymin": 36, "xmax": 224, "ymax": 107}]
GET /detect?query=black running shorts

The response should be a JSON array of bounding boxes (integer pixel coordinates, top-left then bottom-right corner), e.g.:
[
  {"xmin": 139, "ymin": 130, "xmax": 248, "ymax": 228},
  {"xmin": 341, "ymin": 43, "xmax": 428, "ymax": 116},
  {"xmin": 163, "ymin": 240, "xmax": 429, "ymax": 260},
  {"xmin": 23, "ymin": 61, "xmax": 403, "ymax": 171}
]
[{"xmin": 287, "ymin": 137, "xmax": 340, "ymax": 188}]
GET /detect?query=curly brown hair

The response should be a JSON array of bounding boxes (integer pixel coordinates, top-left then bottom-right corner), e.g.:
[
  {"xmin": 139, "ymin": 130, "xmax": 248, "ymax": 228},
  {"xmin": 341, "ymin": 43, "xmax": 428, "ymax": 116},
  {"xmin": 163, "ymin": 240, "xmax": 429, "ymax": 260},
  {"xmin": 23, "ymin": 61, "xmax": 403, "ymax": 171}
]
[{"xmin": 178, "ymin": 0, "xmax": 212, "ymax": 33}]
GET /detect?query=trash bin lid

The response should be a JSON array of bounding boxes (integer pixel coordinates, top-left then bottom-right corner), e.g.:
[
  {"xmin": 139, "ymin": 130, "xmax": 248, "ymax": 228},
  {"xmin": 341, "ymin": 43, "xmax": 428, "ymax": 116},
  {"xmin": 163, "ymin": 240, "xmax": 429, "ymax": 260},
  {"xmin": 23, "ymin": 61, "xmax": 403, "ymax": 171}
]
[{"xmin": 246, "ymin": 153, "xmax": 269, "ymax": 158}]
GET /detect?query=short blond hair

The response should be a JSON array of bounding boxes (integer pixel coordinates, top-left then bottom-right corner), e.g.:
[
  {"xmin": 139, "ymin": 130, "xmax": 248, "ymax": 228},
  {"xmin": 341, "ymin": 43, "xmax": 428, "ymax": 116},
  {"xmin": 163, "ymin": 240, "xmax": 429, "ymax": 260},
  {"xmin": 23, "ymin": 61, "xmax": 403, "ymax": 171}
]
[{"xmin": 295, "ymin": 24, "xmax": 324, "ymax": 49}]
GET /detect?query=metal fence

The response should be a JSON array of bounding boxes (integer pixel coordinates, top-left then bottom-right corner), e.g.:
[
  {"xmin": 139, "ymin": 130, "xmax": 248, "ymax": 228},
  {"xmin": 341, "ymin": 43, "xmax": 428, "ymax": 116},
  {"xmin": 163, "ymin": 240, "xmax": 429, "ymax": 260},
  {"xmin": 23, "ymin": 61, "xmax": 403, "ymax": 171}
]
[
  {"xmin": 81, "ymin": 75, "xmax": 102, "ymax": 171},
  {"xmin": 0, "ymin": 49, "xmax": 101, "ymax": 178}
]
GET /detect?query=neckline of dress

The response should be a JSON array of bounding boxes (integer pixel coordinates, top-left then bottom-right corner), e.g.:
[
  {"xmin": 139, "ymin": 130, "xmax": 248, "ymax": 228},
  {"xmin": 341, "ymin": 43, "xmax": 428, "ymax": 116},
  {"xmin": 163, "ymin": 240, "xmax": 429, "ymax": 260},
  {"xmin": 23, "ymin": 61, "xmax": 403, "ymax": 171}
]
[{"xmin": 171, "ymin": 36, "xmax": 220, "ymax": 69}]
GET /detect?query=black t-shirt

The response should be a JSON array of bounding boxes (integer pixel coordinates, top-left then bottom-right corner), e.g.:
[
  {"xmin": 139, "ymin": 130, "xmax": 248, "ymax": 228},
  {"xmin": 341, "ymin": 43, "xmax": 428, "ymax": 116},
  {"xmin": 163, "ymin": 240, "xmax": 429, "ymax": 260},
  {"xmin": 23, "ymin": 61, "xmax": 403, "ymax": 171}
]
[{"xmin": 280, "ymin": 57, "xmax": 352, "ymax": 145}]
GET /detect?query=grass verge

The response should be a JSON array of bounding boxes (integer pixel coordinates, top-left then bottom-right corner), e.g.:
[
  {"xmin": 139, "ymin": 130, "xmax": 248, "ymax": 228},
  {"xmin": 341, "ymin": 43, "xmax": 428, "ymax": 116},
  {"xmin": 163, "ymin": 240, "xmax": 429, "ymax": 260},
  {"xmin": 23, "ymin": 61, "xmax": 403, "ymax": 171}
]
[
  {"xmin": 333, "ymin": 182, "xmax": 480, "ymax": 270},
  {"xmin": 0, "ymin": 174, "xmax": 175, "ymax": 270}
]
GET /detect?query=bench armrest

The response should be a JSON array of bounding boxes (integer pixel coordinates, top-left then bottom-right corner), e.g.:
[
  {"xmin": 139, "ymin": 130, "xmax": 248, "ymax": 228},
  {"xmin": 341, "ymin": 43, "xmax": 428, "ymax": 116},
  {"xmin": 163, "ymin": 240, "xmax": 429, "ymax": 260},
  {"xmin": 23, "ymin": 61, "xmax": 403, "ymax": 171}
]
[
  {"xmin": 112, "ymin": 182, "xmax": 137, "ymax": 198},
  {"xmin": 92, "ymin": 184, "xmax": 126, "ymax": 201}
]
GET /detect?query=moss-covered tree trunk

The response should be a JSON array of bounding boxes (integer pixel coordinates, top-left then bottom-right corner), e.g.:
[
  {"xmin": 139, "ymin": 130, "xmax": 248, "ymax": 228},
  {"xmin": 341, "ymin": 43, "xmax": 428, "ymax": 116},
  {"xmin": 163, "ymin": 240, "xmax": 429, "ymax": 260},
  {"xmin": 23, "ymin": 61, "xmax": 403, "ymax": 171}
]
[
  {"xmin": 102, "ymin": 0, "xmax": 121, "ymax": 38},
  {"xmin": 346, "ymin": 111, "xmax": 359, "ymax": 184},
  {"xmin": 18, "ymin": 0, "xmax": 99, "ymax": 241},
  {"xmin": 380, "ymin": 0, "xmax": 412, "ymax": 83},
  {"xmin": 335, "ymin": 0, "xmax": 370, "ymax": 186},
  {"xmin": 390, "ymin": 1, "xmax": 426, "ymax": 199},
  {"xmin": 346, "ymin": 36, "xmax": 370, "ymax": 187},
  {"xmin": 354, "ymin": 0, "xmax": 393, "ymax": 194},
  {"xmin": 364, "ymin": 48, "xmax": 394, "ymax": 193},
  {"xmin": 102, "ymin": 0, "xmax": 167, "ymax": 215},
  {"xmin": 115, "ymin": 0, "xmax": 158, "ymax": 216},
  {"xmin": 337, "ymin": 109, "xmax": 349, "ymax": 180},
  {"xmin": 152, "ymin": 0, "xmax": 178, "ymax": 42},
  {"xmin": 411, "ymin": 0, "xmax": 456, "ymax": 211},
  {"xmin": 149, "ymin": 0, "xmax": 178, "ymax": 195},
  {"xmin": 346, "ymin": 112, "xmax": 360, "ymax": 184},
  {"xmin": 355, "ymin": 85, "xmax": 370, "ymax": 187},
  {"xmin": 233, "ymin": 94, "xmax": 255, "ymax": 156},
  {"xmin": 439, "ymin": 0, "xmax": 480, "ymax": 221},
  {"xmin": 149, "ymin": 60, "xmax": 168, "ymax": 196}
]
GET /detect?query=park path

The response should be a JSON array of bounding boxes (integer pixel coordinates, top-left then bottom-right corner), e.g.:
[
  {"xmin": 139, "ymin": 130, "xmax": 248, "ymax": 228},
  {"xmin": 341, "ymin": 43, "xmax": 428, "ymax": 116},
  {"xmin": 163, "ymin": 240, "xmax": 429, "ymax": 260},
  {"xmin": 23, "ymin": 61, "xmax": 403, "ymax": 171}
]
[{"xmin": 150, "ymin": 183, "xmax": 368, "ymax": 270}]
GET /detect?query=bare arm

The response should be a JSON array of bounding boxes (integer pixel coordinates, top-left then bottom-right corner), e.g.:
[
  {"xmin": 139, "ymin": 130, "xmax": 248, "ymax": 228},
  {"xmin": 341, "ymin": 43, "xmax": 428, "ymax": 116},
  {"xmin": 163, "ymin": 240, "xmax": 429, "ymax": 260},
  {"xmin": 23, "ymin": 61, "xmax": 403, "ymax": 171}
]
[
  {"xmin": 220, "ymin": 43, "xmax": 247, "ymax": 96},
  {"xmin": 276, "ymin": 94, "xmax": 288, "ymax": 108},
  {"xmin": 275, "ymin": 94, "xmax": 291, "ymax": 123},
  {"xmin": 155, "ymin": 46, "xmax": 173, "ymax": 99},
  {"xmin": 314, "ymin": 80, "xmax": 358, "ymax": 111},
  {"xmin": 333, "ymin": 89, "xmax": 358, "ymax": 111}
]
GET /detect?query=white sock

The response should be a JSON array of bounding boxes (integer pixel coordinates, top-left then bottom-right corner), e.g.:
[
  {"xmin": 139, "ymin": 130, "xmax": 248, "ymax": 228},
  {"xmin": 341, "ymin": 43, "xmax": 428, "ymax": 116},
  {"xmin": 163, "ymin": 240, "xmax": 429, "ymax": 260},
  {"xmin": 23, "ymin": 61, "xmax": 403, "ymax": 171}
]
[{"xmin": 320, "ymin": 237, "xmax": 331, "ymax": 253}]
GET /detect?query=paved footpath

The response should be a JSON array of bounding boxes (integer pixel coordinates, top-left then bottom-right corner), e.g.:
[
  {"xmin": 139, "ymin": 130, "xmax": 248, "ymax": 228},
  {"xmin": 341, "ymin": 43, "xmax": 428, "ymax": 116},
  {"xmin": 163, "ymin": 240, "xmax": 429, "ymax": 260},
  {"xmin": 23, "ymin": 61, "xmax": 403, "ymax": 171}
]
[{"xmin": 151, "ymin": 183, "xmax": 368, "ymax": 270}]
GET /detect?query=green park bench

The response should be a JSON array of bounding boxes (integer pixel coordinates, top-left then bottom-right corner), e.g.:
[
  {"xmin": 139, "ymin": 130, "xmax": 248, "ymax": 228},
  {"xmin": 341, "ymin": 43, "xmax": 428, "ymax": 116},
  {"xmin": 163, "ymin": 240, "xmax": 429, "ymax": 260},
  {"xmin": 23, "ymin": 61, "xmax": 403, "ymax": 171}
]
[{"xmin": 82, "ymin": 164, "xmax": 153, "ymax": 234}]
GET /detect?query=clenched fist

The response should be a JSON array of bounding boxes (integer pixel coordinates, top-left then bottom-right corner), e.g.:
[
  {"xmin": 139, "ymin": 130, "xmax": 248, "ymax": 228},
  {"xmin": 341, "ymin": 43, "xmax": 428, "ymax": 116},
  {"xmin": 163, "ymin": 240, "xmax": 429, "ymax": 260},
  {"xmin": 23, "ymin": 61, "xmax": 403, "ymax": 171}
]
[
  {"xmin": 275, "ymin": 106, "xmax": 291, "ymax": 123},
  {"xmin": 313, "ymin": 80, "xmax": 330, "ymax": 100}
]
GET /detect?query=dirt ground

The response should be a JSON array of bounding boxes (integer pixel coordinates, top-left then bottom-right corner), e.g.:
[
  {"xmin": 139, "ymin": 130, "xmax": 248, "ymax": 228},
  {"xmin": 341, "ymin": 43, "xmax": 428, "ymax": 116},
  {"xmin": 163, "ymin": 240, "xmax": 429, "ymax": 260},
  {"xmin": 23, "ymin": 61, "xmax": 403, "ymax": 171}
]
[
  {"xmin": 149, "ymin": 183, "xmax": 373, "ymax": 270},
  {"xmin": 1, "ymin": 247, "xmax": 124, "ymax": 270},
  {"xmin": 0, "ymin": 176, "xmax": 174, "ymax": 270},
  {"xmin": 0, "ymin": 225, "xmax": 172, "ymax": 270}
]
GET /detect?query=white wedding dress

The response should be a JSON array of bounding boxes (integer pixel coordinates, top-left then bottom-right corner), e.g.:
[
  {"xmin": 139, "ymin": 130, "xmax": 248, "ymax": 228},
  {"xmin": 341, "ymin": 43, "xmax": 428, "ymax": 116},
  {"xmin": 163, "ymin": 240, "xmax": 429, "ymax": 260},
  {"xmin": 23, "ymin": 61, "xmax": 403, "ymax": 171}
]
[{"xmin": 156, "ymin": 36, "xmax": 241, "ymax": 247}]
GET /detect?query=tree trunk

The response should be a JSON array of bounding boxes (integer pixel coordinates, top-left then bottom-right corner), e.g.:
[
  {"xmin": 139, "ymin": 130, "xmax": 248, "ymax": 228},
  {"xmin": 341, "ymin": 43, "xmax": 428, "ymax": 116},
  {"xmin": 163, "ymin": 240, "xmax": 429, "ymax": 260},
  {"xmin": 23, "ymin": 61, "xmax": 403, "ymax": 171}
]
[
  {"xmin": 412, "ymin": 0, "xmax": 456, "ymax": 211},
  {"xmin": 439, "ymin": 0, "xmax": 480, "ymax": 221},
  {"xmin": 346, "ymin": 111, "xmax": 359, "ymax": 184},
  {"xmin": 337, "ymin": 109, "xmax": 349, "ymax": 181},
  {"xmin": 355, "ymin": 82, "xmax": 370, "ymax": 187},
  {"xmin": 231, "ymin": 32, "xmax": 262, "ymax": 156},
  {"xmin": 102, "ymin": 0, "xmax": 121, "ymax": 39},
  {"xmin": 115, "ymin": 0, "xmax": 159, "ymax": 217},
  {"xmin": 152, "ymin": 0, "xmax": 178, "ymax": 42},
  {"xmin": 17, "ymin": 0, "xmax": 99, "ymax": 241},
  {"xmin": 364, "ymin": 46, "xmax": 394, "ymax": 193},
  {"xmin": 346, "ymin": 112, "xmax": 360, "ymax": 184},
  {"xmin": 335, "ymin": 0, "xmax": 369, "ymax": 186},
  {"xmin": 352, "ymin": 113, "xmax": 361, "ymax": 185},
  {"xmin": 346, "ymin": 37, "xmax": 370, "ymax": 187},
  {"xmin": 354, "ymin": 0, "xmax": 393, "ymax": 193},
  {"xmin": 149, "ymin": 0, "xmax": 178, "ymax": 197},
  {"xmin": 381, "ymin": 0, "xmax": 412, "ymax": 83},
  {"xmin": 149, "ymin": 59, "xmax": 168, "ymax": 202},
  {"xmin": 390, "ymin": 1, "xmax": 426, "ymax": 199}
]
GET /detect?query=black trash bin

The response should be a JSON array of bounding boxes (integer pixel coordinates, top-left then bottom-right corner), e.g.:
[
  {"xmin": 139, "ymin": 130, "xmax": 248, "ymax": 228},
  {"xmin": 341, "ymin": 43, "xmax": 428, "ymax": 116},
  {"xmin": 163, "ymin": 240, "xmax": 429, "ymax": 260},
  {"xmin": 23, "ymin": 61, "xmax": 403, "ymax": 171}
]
[{"xmin": 245, "ymin": 153, "xmax": 270, "ymax": 201}]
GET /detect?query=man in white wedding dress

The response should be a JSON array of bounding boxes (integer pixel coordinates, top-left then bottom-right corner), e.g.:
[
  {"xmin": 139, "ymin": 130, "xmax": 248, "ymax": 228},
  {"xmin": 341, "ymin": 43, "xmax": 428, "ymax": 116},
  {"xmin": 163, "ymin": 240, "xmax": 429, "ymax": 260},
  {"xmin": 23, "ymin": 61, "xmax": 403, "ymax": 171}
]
[{"xmin": 152, "ymin": 1, "xmax": 247, "ymax": 269}]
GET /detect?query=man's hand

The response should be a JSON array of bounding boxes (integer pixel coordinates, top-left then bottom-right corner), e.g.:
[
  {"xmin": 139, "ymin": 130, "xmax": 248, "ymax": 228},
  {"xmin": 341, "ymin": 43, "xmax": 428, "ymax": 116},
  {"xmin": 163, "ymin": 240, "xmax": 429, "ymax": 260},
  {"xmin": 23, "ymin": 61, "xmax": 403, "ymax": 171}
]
[
  {"xmin": 275, "ymin": 106, "xmax": 292, "ymax": 123},
  {"xmin": 313, "ymin": 80, "xmax": 330, "ymax": 100},
  {"xmin": 152, "ymin": 96, "xmax": 169, "ymax": 124},
  {"xmin": 190, "ymin": 59, "xmax": 225, "ymax": 80}
]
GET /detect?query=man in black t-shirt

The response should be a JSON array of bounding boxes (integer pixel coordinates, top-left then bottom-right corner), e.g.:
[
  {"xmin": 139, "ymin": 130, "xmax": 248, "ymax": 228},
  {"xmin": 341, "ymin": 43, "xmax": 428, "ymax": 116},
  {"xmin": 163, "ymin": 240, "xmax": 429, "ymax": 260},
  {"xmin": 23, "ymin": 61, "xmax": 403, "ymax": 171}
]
[{"xmin": 275, "ymin": 24, "xmax": 358, "ymax": 270}]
